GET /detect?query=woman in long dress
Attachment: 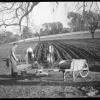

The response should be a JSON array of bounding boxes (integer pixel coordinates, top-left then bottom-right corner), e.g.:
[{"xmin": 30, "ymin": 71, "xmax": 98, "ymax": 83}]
[{"xmin": 10, "ymin": 43, "xmax": 19, "ymax": 76}]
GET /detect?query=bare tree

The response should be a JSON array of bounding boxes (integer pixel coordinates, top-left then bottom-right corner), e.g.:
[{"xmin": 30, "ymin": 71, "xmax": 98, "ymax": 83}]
[
  {"xmin": 88, "ymin": 17, "xmax": 99, "ymax": 39},
  {"xmin": 74, "ymin": 2, "xmax": 100, "ymax": 38},
  {"xmin": 0, "ymin": 2, "xmax": 59, "ymax": 32},
  {"xmin": 74, "ymin": 2, "xmax": 100, "ymax": 12},
  {"xmin": 0, "ymin": 2, "xmax": 39, "ymax": 31}
]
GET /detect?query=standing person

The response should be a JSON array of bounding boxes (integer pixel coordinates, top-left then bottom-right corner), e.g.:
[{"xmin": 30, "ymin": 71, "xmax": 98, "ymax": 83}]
[
  {"xmin": 10, "ymin": 43, "xmax": 19, "ymax": 77},
  {"xmin": 47, "ymin": 44, "xmax": 54, "ymax": 67},
  {"xmin": 25, "ymin": 46, "xmax": 34, "ymax": 64}
]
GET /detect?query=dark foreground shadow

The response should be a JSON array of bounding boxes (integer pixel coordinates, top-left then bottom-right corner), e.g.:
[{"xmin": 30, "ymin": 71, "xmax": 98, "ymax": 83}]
[
  {"xmin": 0, "ymin": 74, "xmax": 37, "ymax": 79},
  {"xmin": 0, "ymin": 78, "xmax": 100, "ymax": 87},
  {"xmin": 0, "ymin": 73, "xmax": 50, "ymax": 81},
  {"xmin": 90, "ymin": 65, "xmax": 100, "ymax": 72},
  {"xmin": 0, "ymin": 74, "xmax": 60, "ymax": 86},
  {"xmin": 0, "ymin": 74, "xmax": 100, "ymax": 87}
]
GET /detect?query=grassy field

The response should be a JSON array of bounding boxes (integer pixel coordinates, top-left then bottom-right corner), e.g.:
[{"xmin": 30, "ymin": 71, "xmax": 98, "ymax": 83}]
[
  {"xmin": 0, "ymin": 38, "xmax": 100, "ymax": 98},
  {"xmin": 21, "ymin": 30, "xmax": 100, "ymax": 42}
]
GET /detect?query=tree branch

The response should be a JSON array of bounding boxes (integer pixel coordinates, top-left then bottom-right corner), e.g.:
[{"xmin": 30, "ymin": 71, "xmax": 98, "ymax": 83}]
[
  {"xmin": 0, "ymin": 2, "xmax": 39, "ymax": 30},
  {"xmin": 0, "ymin": 2, "xmax": 15, "ymax": 12},
  {"xmin": 0, "ymin": 23, "xmax": 19, "ymax": 27},
  {"xmin": 89, "ymin": 2, "xmax": 93, "ymax": 12},
  {"xmin": 19, "ymin": 2, "xmax": 39, "ymax": 31},
  {"xmin": 0, "ymin": 2, "xmax": 59, "ymax": 31},
  {"xmin": 95, "ymin": 2, "xmax": 100, "ymax": 12},
  {"xmin": 74, "ymin": 2, "xmax": 80, "ymax": 11}
]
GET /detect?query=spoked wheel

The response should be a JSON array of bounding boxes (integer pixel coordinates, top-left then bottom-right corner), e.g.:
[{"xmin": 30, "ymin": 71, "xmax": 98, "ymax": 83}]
[
  {"xmin": 64, "ymin": 71, "xmax": 73, "ymax": 79},
  {"xmin": 72, "ymin": 71, "xmax": 80, "ymax": 81},
  {"xmin": 79, "ymin": 63, "xmax": 89, "ymax": 78}
]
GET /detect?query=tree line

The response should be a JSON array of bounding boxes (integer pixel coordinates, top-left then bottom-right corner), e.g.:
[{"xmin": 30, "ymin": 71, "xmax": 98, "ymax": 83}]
[
  {"xmin": 24, "ymin": 10, "xmax": 100, "ymax": 39},
  {"xmin": 0, "ymin": 10, "xmax": 100, "ymax": 44},
  {"xmin": 67, "ymin": 11, "xmax": 100, "ymax": 39}
]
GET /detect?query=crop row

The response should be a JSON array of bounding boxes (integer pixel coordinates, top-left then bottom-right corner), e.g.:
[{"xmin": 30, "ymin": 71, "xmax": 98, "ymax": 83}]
[{"xmin": 33, "ymin": 41, "xmax": 100, "ymax": 67}]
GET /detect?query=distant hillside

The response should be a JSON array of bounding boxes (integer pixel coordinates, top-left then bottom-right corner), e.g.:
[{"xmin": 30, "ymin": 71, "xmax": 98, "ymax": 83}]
[{"xmin": 10, "ymin": 30, "xmax": 100, "ymax": 44}]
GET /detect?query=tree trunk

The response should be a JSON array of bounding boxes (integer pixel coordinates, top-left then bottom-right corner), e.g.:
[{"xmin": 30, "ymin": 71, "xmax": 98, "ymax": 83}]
[
  {"xmin": 91, "ymin": 32, "xmax": 94, "ymax": 39},
  {"xmin": 38, "ymin": 34, "xmax": 40, "ymax": 43}
]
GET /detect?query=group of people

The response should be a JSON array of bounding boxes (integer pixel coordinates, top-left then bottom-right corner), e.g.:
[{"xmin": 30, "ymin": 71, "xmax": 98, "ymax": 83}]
[
  {"xmin": 10, "ymin": 43, "xmax": 34, "ymax": 64},
  {"xmin": 10, "ymin": 43, "xmax": 54, "ymax": 65},
  {"xmin": 9, "ymin": 43, "xmax": 55, "ymax": 76},
  {"xmin": 10, "ymin": 43, "xmax": 35, "ymax": 76},
  {"xmin": 9, "ymin": 43, "xmax": 89, "ymax": 80}
]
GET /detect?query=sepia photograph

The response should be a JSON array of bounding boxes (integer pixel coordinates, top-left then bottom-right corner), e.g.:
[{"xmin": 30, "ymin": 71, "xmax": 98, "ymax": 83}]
[{"xmin": 0, "ymin": 1, "xmax": 100, "ymax": 98}]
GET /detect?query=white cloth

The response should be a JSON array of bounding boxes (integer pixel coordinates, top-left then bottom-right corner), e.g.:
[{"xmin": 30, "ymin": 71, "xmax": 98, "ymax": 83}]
[
  {"xmin": 25, "ymin": 47, "xmax": 34, "ymax": 64},
  {"xmin": 47, "ymin": 54, "xmax": 54, "ymax": 63},
  {"xmin": 71, "ymin": 59, "xmax": 88, "ymax": 71},
  {"xmin": 59, "ymin": 60, "xmax": 66, "ymax": 65},
  {"xmin": 49, "ymin": 45, "xmax": 54, "ymax": 53},
  {"xmin": 16, "ymin": 64, "xmax": 31, "ymax": 71},
  {"xmin": 27, "ymin": 47, "xmax": 33, "ymax": 53},
  {"xmin": 58, "ymin": 59, "xmax": 88, "ymax": 71},
  {"xmin": 11, "ymin": 45, "xmax": 18, "ymax": 61},
  {"xmin": 36, "ymin": 71, "xmax": 48, "ymax": 76}
]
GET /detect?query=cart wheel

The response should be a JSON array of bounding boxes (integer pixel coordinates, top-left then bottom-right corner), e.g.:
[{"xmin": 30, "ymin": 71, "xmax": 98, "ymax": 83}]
[
  {"xmin": 73, "ymin": 70, "xmax": 80, "ymax": 81},
  {"xmin": 80, "ymin": 63, "xmax": 89, "ymax": 78},
  {"xmin": 64, "ymin": 71, "xmax": 72, "ymax": 79}
]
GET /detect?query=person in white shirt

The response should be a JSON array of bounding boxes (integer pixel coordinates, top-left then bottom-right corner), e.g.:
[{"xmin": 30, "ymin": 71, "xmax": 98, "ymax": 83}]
[{"xmin": 25, "ymin": 47, "xmax": 34, "ymax": 64}]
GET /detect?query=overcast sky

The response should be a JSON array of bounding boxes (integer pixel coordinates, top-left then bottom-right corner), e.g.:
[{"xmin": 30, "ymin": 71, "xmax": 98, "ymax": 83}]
[{"xmin": 30, "ymin": 2, "xmax": 75, "ymax": 27}]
